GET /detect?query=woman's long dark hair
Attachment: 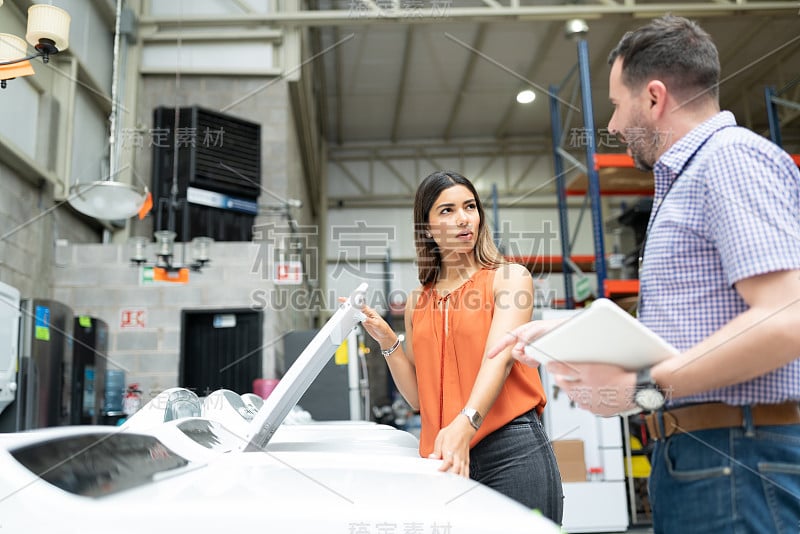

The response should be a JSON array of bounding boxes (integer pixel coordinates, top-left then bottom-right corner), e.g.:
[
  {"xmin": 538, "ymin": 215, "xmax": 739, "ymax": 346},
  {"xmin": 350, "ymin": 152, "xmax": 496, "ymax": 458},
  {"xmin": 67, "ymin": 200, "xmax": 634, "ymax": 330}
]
[{"xmin": 414, "ymin": 171, "xmax": 505, "ymax": 286}]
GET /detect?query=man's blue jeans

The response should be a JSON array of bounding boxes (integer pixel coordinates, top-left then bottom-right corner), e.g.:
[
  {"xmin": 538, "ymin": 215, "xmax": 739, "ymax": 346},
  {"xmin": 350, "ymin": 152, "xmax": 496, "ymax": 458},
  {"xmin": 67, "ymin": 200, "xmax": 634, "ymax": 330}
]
[
  {"xmin": 469, "ymin": 409, "xmax": 564, "ymax": 524},
  {"xmin": 650, "ymin": 417, "xmax": 800, "ymax": 533}
]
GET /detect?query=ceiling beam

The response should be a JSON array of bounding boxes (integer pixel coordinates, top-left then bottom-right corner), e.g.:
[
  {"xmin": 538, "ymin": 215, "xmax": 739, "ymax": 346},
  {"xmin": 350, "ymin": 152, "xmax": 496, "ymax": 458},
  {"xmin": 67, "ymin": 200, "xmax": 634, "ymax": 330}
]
[
  {"xmin": 140, "ymin": 3, "xmax": 800, "ymax": 27},
  {"xmin": 333, "ymin": 27, "xmax": 344, "ymax": 145},
  {"xmin": 288, "ymin": 79, "xmax": 320, "ymax": 218},
  {"xmin": 309, "ymin": 27, "xmax": 331, "ymax": 143},
  {"xmin": 331, "ymin": 161, "xmax": 369, "ymax": 194},
  {"xmin": 472, "ymin": 153, "xmax": 498, "ymax": 182},
  {"xmin": 417, "ymin": 148, "xmax": 448, "ymax": 171},
  {"xmin": 377, "ymin": 156, "xmax": 416, "ymax": 193},
  {"xmin": 390, "ymin": 26, "xmax": 414, "ymax": 142},
  {"xmin": 718, "ymin": 17, "xmax": 771, "ymax": 68},
  {"xmin": 328, "ymin": 136, "xmax": 551, "ymax": 161},
  {"xmin": 443, "ymin": 24, "xmax": 487, "ymax": 140},
  {"xmin": 512, "ymin": 155, "xmax": 542, "ymax": 190},
  {"xmin": 720, "ymin": 35, "xmax": 800, "ymax": 112},
  {"xmin": 308, "ymin": 0, "xmax": 330, "ymax": 146}
]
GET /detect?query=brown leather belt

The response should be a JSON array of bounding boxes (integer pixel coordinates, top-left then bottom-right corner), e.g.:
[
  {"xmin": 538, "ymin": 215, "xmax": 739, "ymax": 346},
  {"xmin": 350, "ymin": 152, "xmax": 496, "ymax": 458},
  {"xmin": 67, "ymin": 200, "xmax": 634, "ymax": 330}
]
[{"xmin": 644, "ymin": 401, "xmax": 800, "ymax": 440}]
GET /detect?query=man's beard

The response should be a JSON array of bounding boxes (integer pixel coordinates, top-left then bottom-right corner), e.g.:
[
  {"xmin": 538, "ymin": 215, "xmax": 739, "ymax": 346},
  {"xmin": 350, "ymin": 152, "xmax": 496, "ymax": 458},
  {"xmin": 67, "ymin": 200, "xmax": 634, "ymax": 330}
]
[
  {"xmin": 631, "ymin": 151, "xmax": 654, "ymax": 172},
  {"xmin": 626, "ymin": 110, "xmax": 658, "ymax": 172}
]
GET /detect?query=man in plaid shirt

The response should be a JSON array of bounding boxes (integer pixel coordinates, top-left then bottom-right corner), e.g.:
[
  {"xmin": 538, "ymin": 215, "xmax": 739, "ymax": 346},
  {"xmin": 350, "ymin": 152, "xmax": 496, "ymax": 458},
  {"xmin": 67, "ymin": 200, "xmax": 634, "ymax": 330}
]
[{"xmin": 490, "ymin": 15, "xmax": 800, "ymax": 534}]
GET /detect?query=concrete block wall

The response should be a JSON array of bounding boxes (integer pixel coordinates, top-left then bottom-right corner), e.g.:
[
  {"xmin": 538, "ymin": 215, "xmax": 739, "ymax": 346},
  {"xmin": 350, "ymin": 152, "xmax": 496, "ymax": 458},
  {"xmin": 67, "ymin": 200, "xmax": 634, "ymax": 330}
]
[
  {"xmin": 0, "ymin": 162, "xmax": 100, "ymax": 299},
  {"xmin": 53, "ymin": 241, "xmax": 314, "ymax": 403}
]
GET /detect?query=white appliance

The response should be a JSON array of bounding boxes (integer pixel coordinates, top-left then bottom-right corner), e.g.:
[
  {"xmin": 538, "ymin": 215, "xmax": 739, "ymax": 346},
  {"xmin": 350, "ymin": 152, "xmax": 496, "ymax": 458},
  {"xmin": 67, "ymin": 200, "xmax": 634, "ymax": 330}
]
[
  {"xmin": 0, "ymin": 284, "xmax": 561, "ymax": 534},
  {"xmin": 0, "ymin": 282, "xmax": 20, "ymax": 418}
]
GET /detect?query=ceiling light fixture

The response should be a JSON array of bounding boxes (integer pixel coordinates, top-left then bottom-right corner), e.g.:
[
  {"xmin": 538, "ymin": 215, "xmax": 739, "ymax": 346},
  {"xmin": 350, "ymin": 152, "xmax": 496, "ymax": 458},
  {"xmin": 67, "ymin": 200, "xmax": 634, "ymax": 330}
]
[
  {"xmin": 125, "ymin": 0, "xmax": 210, "ymax": 280},
  {"xmin": 516, "ymin": 89, "xmax": 536, "ymax": 104},
  {"xmin": 126, "ymin": 191, "xmax": 215, "ymax": 279},
  {"xmin": 564, "ymin": 18, "xmax": 589, "ymax": 39},
  {"xmin": 68, "ymin": 178, "xmax": 147, "ymax": 220},
  {"xmin": 129, "ymin": 231, "xmax": 213, "ymax": 275},
  {"xmin": 0, "ymin": 3, "xmax": 71, "ymax": 89},
  {"xmin": 65, "ymin": 0, "xmax": 147, "ymax": 221}
]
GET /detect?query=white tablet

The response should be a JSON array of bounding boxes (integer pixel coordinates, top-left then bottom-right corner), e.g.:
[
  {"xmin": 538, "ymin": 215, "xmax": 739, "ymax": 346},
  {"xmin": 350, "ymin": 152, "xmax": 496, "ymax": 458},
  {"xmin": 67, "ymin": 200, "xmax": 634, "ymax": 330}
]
[{"xmin": 524, "ymin": 298, "xmax": 678, "ymax": 371}]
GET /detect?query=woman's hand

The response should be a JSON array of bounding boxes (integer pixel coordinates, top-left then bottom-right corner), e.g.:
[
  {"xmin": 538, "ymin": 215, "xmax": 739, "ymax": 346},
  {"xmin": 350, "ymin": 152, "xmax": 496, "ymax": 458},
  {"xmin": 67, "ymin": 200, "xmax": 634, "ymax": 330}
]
[
  {"xmin": 485, "ymin": 317, "xmax": 569, "ymax": 366},
  {"xmin": 338, "ymin": 298, "xmax": 397, "ymax": 349},
  {"xmin": 360, "ymin": 305, "xmax": 398, "ymax": 349},
  {"xmin": 429, "ymin": 416, "xmax": 475, "ymax": 478}
]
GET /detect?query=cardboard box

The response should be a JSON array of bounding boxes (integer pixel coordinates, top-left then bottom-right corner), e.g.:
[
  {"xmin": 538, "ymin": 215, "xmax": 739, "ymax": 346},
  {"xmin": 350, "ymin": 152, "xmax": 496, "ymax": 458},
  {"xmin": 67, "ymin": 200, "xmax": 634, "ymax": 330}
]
[{"xmin": 552, "ymin": 439, "xmax": 587, "ymax": 482}]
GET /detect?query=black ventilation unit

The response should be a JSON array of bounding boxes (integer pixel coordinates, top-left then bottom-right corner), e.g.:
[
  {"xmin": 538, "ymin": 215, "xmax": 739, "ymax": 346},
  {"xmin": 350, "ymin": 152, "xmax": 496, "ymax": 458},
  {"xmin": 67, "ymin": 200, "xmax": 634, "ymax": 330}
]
[{"xmin": 151, "ymin": 106, "xmax": 261, "ymax": 242}]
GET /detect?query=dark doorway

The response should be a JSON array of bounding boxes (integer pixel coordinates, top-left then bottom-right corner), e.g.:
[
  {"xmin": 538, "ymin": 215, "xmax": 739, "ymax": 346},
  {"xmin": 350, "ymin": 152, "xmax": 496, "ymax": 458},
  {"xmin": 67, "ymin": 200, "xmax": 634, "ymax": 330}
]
[
  {"xmin": 180, "ymin": 309, "xmax": 263, "ymax": 396},
  {"xmin": 71, "ymin": 316, "xmax": 109, "ymax": 425}
]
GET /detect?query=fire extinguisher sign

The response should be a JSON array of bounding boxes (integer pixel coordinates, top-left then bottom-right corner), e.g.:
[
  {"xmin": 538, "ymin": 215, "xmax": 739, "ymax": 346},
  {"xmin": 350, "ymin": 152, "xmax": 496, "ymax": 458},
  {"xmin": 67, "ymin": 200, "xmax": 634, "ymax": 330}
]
[{"xmin": 120, "ymin": 308, "xmax": 147, "ymax": 329}]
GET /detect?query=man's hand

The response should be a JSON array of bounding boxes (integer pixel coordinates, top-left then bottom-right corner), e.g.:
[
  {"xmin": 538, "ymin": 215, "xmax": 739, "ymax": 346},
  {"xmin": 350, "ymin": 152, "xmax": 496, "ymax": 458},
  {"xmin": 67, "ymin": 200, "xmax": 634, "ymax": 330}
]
[
  {"xmin": 485, "ymin": 318, "xmax": 568, "ymax": 366},
  {"xmin": 546, "ymin": 362, "xmax": 638, "ymax": 417}
]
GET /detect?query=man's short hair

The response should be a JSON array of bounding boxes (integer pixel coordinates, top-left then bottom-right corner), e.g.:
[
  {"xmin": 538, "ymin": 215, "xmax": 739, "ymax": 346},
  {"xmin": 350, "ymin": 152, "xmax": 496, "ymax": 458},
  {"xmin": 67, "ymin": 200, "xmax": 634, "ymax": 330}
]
[{"xmin": 608, "ymin": 14, "xmax": 720, "ymax": 103}]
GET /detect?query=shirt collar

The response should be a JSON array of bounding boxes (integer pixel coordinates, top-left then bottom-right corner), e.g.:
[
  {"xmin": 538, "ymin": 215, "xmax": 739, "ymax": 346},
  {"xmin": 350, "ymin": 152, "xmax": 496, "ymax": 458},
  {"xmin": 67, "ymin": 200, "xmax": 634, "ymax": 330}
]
[{"xmin": 653, "ymin": 111, "xmax": 737, "ymax": 197}]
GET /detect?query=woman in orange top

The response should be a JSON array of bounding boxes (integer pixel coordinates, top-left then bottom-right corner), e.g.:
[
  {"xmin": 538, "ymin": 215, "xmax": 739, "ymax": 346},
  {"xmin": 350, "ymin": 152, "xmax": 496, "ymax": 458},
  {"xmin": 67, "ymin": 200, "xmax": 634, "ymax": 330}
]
[{"xmin": 359, "ymin": 171, "xmax": 563, "ymax": 521}]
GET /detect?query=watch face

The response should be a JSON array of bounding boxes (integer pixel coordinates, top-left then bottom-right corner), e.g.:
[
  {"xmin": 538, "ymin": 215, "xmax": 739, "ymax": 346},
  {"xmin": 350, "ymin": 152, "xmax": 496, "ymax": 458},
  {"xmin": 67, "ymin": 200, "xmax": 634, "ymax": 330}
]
[
  {"xmin": 471, "ymin": 411, "xmax": 482, "ymax": 427},
  {"xmin": 461, "ymin": 408, "xmax": 482, "ymax": 429},
  {"xmin": 635, "ymin": 387, "xmax": 665, "ymax": 411}
]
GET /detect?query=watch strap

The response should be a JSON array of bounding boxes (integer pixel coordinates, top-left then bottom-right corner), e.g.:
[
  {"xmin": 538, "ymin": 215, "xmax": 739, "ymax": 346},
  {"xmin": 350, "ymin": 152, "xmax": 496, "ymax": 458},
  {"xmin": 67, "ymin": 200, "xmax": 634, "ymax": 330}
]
[{"xmin": 636, "ymin": 367, "xmax": 655, "ymax": 389}]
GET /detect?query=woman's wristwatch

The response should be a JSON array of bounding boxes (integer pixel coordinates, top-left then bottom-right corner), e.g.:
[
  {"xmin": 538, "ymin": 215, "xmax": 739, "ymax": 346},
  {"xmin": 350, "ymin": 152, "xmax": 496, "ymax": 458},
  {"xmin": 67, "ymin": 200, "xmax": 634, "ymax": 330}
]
[{"xmin": 460, "ymin": 407, "xmax": 483, "ymax": 430}]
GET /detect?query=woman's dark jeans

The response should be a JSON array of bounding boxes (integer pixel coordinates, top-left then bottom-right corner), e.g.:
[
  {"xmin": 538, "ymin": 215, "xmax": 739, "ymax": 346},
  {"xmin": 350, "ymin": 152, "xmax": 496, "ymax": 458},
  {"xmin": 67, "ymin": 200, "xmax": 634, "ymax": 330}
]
[{"xmin": 469, "ymin": 409, "xmax": 564, "ymax": 524}]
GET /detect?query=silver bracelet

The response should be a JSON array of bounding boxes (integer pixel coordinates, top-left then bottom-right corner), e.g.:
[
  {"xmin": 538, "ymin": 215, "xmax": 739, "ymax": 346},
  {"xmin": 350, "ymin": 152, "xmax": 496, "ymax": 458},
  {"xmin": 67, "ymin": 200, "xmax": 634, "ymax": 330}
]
[{"xmin": 381, "ymin": 337, "xmax": 401, "ymax": 357}]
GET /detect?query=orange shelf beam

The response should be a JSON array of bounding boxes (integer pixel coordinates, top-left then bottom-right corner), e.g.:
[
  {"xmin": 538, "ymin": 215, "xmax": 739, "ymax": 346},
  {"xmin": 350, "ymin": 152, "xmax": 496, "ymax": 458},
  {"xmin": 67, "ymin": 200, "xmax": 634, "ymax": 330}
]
[
  {"xmin": 566, "ymin": 153, "xmax": 653, "ymax": 196},
  {"xmin": 594, "ymin": 153, "xmax": 636, "ymax": 170},
  {"xmin": 595, "ymin": 152, "xmax": 799, "ymax": 167},
  {"xmin": 604, "ymin": 279, "xmax": 639, "ymax": 297}
]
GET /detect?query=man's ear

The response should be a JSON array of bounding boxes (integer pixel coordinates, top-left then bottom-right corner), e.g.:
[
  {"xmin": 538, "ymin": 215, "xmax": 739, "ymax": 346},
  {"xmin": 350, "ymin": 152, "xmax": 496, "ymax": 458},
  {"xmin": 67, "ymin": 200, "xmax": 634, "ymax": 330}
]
[{"xmin": 646, "ymin": 80, "xmax": 668, "ymax": 118}]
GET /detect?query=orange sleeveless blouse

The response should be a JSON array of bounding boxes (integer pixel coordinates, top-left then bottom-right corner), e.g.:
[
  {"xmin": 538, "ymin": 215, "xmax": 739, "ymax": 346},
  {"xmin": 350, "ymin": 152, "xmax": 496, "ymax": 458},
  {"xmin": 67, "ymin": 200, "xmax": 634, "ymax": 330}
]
[{"xmin": 411, "ymin": 267, "xmax": 547, "ymax": 458}]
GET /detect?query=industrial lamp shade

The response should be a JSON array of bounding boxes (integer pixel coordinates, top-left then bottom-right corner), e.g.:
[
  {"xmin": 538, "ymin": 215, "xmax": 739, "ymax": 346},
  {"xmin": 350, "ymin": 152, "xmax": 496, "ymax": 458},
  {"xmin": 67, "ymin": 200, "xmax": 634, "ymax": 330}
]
[
  {"xmin": 26, "ymin": 4, "xmax": 70, "ymax": 52},
  {"xmin": 69, "ymin": 181, "xmax": 147, "ymax": 220},
  {"xmin": 0, "ymin": 33, "xmax": 27, "ymax": 62}
]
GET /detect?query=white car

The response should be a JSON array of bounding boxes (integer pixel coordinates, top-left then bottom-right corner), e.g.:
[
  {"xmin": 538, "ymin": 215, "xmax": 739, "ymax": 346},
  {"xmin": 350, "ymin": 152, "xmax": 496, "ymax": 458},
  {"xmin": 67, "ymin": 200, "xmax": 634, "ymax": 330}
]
[{"xmin": 0, "ymin": 285, "xmax": 560, "ymax": 533}]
